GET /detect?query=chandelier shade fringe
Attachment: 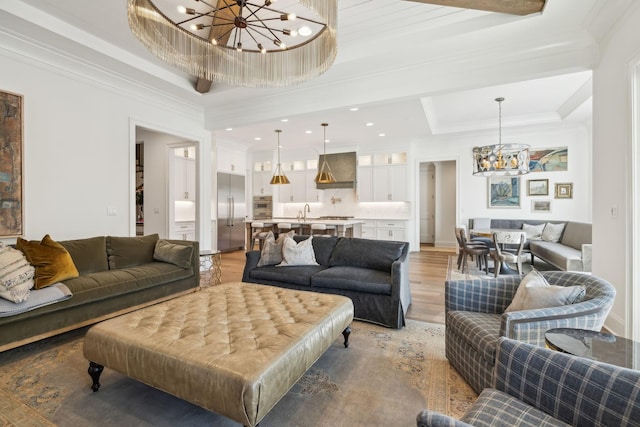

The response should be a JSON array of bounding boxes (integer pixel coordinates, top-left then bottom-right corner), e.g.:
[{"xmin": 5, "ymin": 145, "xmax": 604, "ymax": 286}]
[{"xmin": 128, "ymin": 0, "xmax": 337, "ymax": 88}]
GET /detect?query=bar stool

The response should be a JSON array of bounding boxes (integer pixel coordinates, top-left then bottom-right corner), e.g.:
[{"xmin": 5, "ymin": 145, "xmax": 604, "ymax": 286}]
[
  {"xmin": 250, "ymin": 222, "xmax": 271, "ymax": 250},
  {"xmin": 277, "ymin": 222, "xmax": 297, "ymax": 238},
  {"xmin": 310, "ymin": 223, "xmax": 336, "ymax": 236}
]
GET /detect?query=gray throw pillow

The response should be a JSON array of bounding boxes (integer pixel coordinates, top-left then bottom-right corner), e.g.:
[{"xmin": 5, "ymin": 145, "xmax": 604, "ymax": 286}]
[
  {"xmin": 522, "ymin": 223, "xmax": 545, "ymax": 240},
  {"xmin": 504, "ymin": 270, "xmax": 586, "ymax": 312},
  {"xmin": 541, "ymin": 223, "xmax": 565, "ymax": 243},
  {"xmin": 257, "ymin": 231, "xmax": 294, "ymax": 267},
  {"xmin": 153, "ymin": 240, "xmax": 193, "ymax": 269}
]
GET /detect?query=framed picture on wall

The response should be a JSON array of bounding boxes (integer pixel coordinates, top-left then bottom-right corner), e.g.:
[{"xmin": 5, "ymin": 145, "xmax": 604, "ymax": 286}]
[
  {"xmin": 0, "ymin": 89, "xmax": 23, "ymax": 237},
  {"xmin": 555, "ymin": 183, "xmax": 573, "ymax": 199},
  {"xmin": 527, "ymin": 179, "xmax": 549, "ymax": 196},
  {"xmin": 488, "ymin": 176, "xmax": 520, "ymax": 208},
  {"xmin": 531, "ymin": 200, "xmax": 552, "ymax": 212}
]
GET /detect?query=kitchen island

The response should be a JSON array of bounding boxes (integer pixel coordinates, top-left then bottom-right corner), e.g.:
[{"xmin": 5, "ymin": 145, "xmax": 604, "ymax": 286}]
[{"xmin": 245, "ymin": 217, "xmax": 364, "ymax": 248}]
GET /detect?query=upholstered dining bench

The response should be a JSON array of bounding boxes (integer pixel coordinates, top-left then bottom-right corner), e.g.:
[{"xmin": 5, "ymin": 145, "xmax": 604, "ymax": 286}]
[{"xmin": 83, "ymin": 282, "xmax": 354, "ymax": 427}]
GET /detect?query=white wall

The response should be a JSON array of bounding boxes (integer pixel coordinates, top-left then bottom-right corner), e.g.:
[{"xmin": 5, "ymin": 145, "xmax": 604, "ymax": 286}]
[
  {"xmin": 413, "ymin": 124, "xmax": 592, "ymax": 230},
  {"xmin": 0, "ymin": 42, "xmax": 207, "ymax": 245},
  {"xmin": 592, "ymin": 1, "xmax": 640, "ymax": 337}
]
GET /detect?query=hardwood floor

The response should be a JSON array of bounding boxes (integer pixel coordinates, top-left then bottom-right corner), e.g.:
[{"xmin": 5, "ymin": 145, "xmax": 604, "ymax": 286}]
[{"xmin": 216, "ymin": 244, "xmax": 454, "ymax": 325}]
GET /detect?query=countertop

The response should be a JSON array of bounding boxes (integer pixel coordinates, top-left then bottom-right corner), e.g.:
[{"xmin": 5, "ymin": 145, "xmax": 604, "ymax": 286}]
[{"xmin": 246, "ymin": 217, "xmax": 365, "ymax": 226}]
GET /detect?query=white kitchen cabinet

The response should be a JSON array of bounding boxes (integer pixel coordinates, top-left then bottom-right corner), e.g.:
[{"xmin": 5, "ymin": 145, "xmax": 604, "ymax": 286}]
[
  {"xmin": 375, "ymin": 220, "xmax": 407, "ymax": 241},
  {"xmin": 174, "ymin": 156, "xmax": 196, "ymax": 201},
  {"xmin": 357, "ymin": 165, "xmax": 373, "ymax": 202},
  {"xmin": 305, "ymin": 159, "xmax": 324, "ymax": 203},
  {"xmin": 359, "ymin": 219, "xmax": 377, "ymax": 240},
  {"xmin": 217, "ymin": 145, "xmax": 246, "ymax": 174},
  {"xmin": 252, "ymin": 161, "xmax": 272, "ymax": 196},
  {"xmin": 358, "ymin": 152, "xmax": 407, "ymax": 202},
  {"xmin": 170, "ymin": 221, "xmax": 195, "ymax": 240},
  {"xmin": 278, "ymin": 161, "xmax": 305, "ymax": 203},
  {"xmin": 373, "ymin": 164, "xmax": 408, "ymax": 201},
  {"xmin": 279, "ymin": 170, "xmax": 305, "ymax": 203}
]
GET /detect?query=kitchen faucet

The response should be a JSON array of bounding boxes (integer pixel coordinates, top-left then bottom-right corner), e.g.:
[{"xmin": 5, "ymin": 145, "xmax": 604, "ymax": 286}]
[
  {"xmin": 296, "ymin": 210, "xmax": 303, "ymax": 221},
  {"xmin": 303, "ymin": 203, "xmax": 310, "ymax": 221}
]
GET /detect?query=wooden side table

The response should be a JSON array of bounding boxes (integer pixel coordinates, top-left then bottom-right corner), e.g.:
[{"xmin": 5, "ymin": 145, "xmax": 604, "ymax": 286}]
[
  {"xmin": 199, "ymin": 250, "xmax": 222, "ymax": 286},
  {"xmin": 545, "ymin": 328, "xmax": 640, "ymax": 369}
]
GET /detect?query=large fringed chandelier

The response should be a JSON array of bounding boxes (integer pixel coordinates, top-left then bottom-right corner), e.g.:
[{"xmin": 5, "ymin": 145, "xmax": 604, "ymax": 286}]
[
  {"xmin": 127, "ymin": 0, "xmax": 337, "ymax": 88},
  {"xmin": 473, "ymin": 97, "xmax": 530, "ymax": 176}
]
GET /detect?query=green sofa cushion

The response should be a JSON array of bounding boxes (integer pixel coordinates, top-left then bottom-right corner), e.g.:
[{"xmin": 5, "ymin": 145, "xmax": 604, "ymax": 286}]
[
  {"xmin": 59, "ymin": 236, "xmax": 108, "ymax": 274},
  {"xmin": 107, "ymin": 234, "xmax": 159, "ymax": 270},
  {"xmin": 153, "ymin": 239, "xmax": 194, "ymax": 269}
]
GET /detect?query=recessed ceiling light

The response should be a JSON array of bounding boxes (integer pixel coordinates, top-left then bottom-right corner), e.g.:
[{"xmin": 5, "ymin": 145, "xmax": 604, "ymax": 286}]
[
  {"xmin": 281, "ymin": 118, "xmax": 288, "ymax": 122},
  {"xmin": 349, "ymin": 107, "xmax": 359, "ymax": 111},
  {"xmin": 366, "ymin": 122, "xmax": 374, "ymax": 127},
  {"xmin": 378, "ymin": 133, "xmax": 385, "ymax": 137},
  {"xmin": 305, "ymin": 130, "xmax": 312, "ymax": 134},
  {"xmin": 226, "ymin": 127, "xmax": 232, "ymax": 131},
  {"xmin": 254, "ymin": 137, "xmax": 262, "ymax": 141}
]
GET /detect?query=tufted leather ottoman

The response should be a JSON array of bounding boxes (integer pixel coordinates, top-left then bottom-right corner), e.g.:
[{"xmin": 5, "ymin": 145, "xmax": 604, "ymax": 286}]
[{"xmin": 83, "ymin": 282, "xmax": 354, "ymax": 427}]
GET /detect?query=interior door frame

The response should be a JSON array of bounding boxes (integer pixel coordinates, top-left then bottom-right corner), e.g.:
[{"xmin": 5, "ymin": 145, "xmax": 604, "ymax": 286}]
[{"xmin": 129, "ymin": 118, "xmax": 212, "ymax": 248}]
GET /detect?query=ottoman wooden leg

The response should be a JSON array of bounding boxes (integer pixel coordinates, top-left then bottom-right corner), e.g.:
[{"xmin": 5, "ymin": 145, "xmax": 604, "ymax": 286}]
[
  {"xmin": 88, "ymin": 362, "xmax": 104, "ymax": 392},
  {"xmin": 342, "ymin": 326, "xmax": 351, "ymax": 348}
]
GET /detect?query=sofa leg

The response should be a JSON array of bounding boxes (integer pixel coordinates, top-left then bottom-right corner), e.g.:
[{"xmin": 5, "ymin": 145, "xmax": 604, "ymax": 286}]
[
  {"xmin": 342, "ymin": 326, "xmax": 351, "ymax": 348},
  {"xmin": 88, "ymin": 361, "xmax": 104, "ymax": 392}
]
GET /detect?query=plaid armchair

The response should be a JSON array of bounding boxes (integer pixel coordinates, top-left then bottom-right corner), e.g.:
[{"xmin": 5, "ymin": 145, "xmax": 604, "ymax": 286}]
[
  {"xmin": 418, "ymin": 337, "xmax": 640, "ymax": 426},
  {"xmin": 445, "ymin": 271, "xmax": 616, "ymax": 394}
]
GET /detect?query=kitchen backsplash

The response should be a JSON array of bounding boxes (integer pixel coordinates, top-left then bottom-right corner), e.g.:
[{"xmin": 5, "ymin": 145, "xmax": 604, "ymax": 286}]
[{"xmin": 278, "ymin": 188, "xmax": 411, "ymax": 219}]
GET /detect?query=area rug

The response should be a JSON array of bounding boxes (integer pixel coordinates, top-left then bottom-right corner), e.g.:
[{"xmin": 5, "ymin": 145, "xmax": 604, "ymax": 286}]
[{"xmin": 0, "ymin": 320, "xmax": 476, "ymax": 427}]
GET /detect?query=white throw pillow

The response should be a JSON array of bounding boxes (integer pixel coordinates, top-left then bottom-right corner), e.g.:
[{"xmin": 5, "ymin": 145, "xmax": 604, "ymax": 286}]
[
  {"xmin": 541, "ymin": 223, "xmax": 565, "ymax": 243},
  {"xmin": 257, "ymin": 231, "xmax": 295, "ymax": 267},
  {"xmin": 278, "ymin": 236, "xmax": 319, "ymax": 266},
  {"xmin": 504, "ymin": 270, "xmax": 586, "ymax": 313},
  {"xmin": 522, "ymin": 223, "xmax": 545, "ymax": 240}
]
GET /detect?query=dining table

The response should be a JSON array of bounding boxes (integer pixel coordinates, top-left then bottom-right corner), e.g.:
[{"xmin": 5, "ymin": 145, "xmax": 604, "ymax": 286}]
[{"xmin": 469, "ymin": 228, "xmax": 528, "ymax": 275}]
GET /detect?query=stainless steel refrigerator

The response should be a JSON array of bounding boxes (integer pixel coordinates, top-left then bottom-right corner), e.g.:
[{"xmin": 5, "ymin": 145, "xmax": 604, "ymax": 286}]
[{"xmin": 217, "ymin": 172, "xmax": 246, "ymax": 252}]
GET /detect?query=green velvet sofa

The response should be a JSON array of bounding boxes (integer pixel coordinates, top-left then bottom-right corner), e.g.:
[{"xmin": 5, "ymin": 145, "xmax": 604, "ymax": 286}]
[{"xmin": 0, "ymin": 234, "xmax": 199, "ymax": 352}]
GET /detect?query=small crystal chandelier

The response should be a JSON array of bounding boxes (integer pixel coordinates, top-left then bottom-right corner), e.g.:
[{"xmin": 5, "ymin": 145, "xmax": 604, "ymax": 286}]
[
  {"xmin": 473, "ymin": 97, "xmax": 530, "ymax": 176},
  {"xmin": 315, "ymin": 123, "xmax": 336, "ymax": 184},
  {"xmin": 127, "ymin": 0, "xmax": 337, "ymax": 88},
  {"xmin": 270, "ymin": 130, "xmax": 290, "ymax": 185}
]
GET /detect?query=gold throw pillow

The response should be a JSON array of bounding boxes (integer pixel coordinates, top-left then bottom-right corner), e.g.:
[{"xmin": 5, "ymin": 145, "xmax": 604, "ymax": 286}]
[{"xmin": 16, "ymin": 234, "xmax": 79, "ymax": 289}]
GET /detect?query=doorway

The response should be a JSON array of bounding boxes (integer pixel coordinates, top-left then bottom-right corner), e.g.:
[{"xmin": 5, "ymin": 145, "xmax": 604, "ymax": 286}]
[
  {"xmin": 134, "ymin": 126, "xmax": 198, "ymax": 241},
  {"xmin": 417, "ymin": 159, "xmax": 458, "ymax": 250}
]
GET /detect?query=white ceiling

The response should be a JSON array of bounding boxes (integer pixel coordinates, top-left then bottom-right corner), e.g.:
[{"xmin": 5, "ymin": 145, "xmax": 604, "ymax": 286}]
[{"xmin": 1, "ymin": 0, "xmax": 629, "ymax": 150}]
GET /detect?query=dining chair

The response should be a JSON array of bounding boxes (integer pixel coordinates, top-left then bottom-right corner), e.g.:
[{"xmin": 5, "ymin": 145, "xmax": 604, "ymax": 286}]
[
  {"xmin": 491, "ymin": 231, "xmax": 527, "ymax": 277},
  {"xmin": 455, "ymin": 226, "xmax": 490, "ymax": 274}
]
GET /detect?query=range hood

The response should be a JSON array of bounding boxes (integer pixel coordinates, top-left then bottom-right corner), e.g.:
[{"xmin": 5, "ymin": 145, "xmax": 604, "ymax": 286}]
[{"xmin": 316, "ymin": 152, "xmax": 357, "ymax": 189}]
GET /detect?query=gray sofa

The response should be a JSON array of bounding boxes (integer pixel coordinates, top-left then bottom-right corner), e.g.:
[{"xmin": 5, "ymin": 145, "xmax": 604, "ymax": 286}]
[
  {"xmin": 242, "ymin": 235, "xmax": 411, "ymax": 329},
  {"xmin": 418, "ymin": 337, "xmax": 640, "ymax": 427},
  {"xmin": 445, "ymin": 271, "xmax": 616, "ymax": 394},
  {"xmin": 469, "ymin": 218, "xmax": 592, "ymax": 272},
  {"xmin": 0, "ymin": 234, "xmax": 199, "ymax": 352}
]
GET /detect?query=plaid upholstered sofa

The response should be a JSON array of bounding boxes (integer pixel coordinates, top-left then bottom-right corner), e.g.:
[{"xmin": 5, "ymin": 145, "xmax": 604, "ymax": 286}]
[
  {"xmin": 418, "ymin": 337, "xmax": 640, "ymax": 426},
  {"xmin": 445, "ymin": 271, "xmax": 616, "ymax": 394}
]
